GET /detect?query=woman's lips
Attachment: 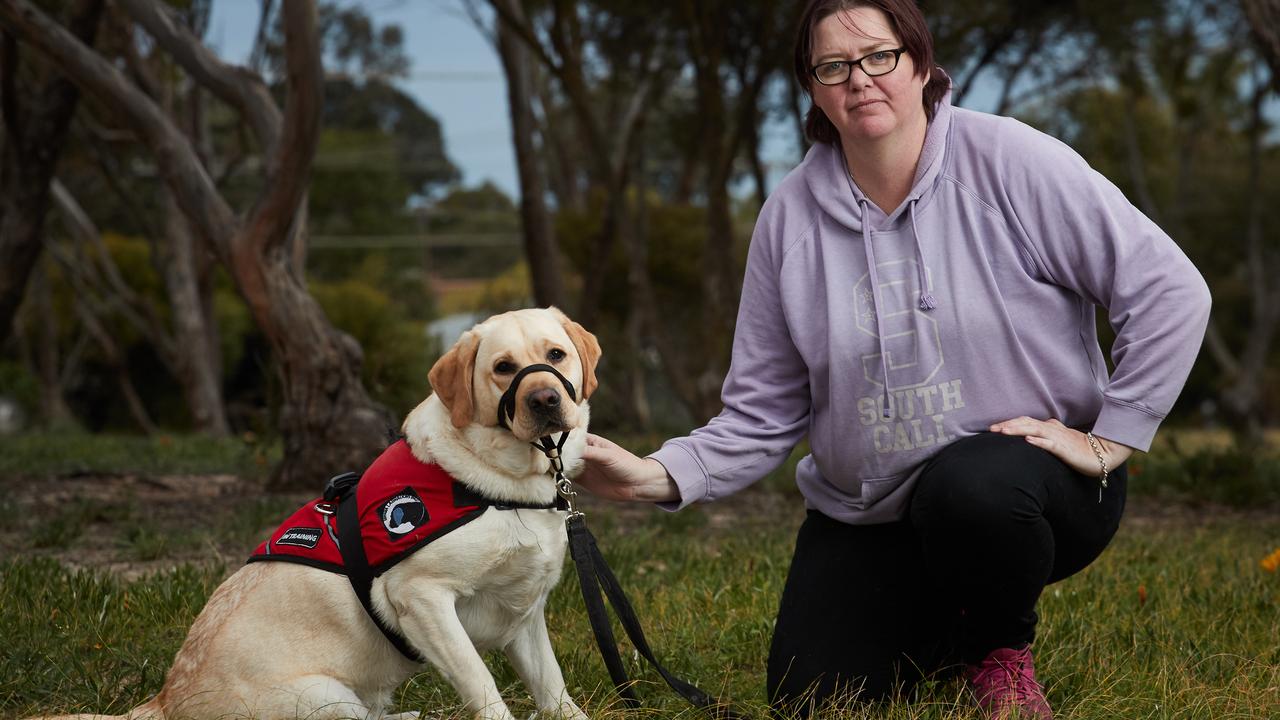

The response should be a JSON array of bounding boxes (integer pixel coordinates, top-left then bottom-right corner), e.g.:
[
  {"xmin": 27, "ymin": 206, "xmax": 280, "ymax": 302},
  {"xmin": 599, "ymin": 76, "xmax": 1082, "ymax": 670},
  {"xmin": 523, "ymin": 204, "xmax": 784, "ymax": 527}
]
[{"xmin": 849, "ymin": 99, "xmax": 885, "ymax": 111}]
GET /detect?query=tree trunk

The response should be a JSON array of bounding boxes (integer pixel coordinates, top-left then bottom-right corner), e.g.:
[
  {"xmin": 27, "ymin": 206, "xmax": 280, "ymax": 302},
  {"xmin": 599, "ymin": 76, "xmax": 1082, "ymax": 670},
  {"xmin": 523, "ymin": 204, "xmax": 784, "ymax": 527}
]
[
  {"xmin": 1242, "ymin": 0, "xmax": 1280, "ymax": 94},
  {"xmin": 157, "ymin": 186, "xmax": 229, "ymax": 435},
  {"xmin": 0, "ymin": 0, "xmax": 103, "ymax": 345},
  {"xmin": 120, "ymin": 0, "xmax": 395, "ymax": 483},
  {"xmin": 1207, "ymin": 78, "xmax": 1276, "ymax": 445},
  {"xmin": 31, "ymin": 262, "xmax": 73, "ymax": 425},
  {"xmin": 621, "ymin": 145, "xmax": 651, "ymax": 430},
  {"xmin": 495, "ymin": 0, "xmax": 562, "ymax": 308},
  {"xmin": 0, "ymin": 0, "xmax": 393, "ymax": 485},
  {"xmin": 487, "ymin": 0, "xmax": 662, "ymax": 325}
]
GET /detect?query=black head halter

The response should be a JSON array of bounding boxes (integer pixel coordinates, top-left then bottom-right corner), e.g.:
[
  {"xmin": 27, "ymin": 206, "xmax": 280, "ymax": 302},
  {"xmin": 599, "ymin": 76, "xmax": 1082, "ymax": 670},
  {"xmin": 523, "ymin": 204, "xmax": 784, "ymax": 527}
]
[{"xmin": 496, "ymin": 363, "xmax": 578, "ymax": 430}]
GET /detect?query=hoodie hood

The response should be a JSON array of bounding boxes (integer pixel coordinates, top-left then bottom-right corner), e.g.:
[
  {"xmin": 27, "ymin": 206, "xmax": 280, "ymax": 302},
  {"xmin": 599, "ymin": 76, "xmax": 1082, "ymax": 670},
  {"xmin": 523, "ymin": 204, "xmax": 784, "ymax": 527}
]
[
  {"xmin": 802, "ymin": 79, "xmax": 955, "ymax": 233},
  {"xmin": 801, "ymin": 78, "xmax": 955, "ymax": 416}
]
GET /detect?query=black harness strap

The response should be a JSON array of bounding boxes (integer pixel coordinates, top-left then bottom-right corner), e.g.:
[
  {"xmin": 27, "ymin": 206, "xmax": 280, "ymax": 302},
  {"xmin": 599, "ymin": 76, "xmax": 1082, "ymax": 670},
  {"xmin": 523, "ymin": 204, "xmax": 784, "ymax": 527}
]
[
  {"xmin": 332, "ymin": 468, "xmax": 565, "ymax": 665},
  {"xmin": 336, "ymin": 490, "xmax": 428, "ymax": 664}
]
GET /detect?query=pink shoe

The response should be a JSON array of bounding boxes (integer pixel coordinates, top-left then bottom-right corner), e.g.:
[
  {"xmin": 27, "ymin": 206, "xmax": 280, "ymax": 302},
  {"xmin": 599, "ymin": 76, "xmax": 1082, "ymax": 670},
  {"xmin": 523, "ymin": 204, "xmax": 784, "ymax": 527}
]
[{"xmin": 964, "ymin": 646, "xmax": 1054, "ymax": 719}]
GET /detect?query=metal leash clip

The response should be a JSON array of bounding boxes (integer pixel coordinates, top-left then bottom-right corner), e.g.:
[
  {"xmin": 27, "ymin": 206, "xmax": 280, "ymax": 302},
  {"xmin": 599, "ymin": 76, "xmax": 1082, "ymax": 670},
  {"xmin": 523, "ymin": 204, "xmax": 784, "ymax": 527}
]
[
  {"xmin": 555, "ymin": 473, "xmax": 584, "ymax": 520},
  {"xmin": 533, "ymin": 432, "xmax": 584, "ymax": 521}
]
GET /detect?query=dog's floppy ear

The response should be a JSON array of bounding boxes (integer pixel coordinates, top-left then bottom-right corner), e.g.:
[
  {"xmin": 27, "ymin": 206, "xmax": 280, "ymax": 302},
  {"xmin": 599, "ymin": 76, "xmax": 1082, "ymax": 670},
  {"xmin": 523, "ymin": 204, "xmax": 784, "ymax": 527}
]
[
  {"xmin": 429, "ymin": 329, "xmax": 482, "ymax": 428},
  {"xmin": 558, "ymin": 313, "xmax": 602, "ymax": 400}
]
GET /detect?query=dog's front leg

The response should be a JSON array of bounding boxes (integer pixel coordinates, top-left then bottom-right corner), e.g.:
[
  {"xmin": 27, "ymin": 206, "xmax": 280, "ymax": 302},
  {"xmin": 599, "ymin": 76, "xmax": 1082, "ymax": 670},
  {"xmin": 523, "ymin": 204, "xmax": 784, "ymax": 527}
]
[
  {"xmin": 505, "ymin": 610, "xmax": 588, "ymax": 719},
  {"xmin": 394, "ymin": 583, "xmax": 516, "ymax": 720}
]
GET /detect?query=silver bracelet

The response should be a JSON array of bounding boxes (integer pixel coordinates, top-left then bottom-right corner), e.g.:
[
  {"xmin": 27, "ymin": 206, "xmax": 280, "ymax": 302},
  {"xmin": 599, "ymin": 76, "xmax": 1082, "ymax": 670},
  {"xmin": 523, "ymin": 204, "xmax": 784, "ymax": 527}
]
[{"xmin": 1085, "ymin": 431, "xmax": 1109, "ymax": 489}]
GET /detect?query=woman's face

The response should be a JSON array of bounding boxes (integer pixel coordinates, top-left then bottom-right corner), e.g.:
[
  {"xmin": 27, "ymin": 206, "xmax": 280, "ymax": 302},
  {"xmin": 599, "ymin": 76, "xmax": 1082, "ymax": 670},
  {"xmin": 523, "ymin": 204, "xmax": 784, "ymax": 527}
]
[{"xmin": 808, "ymin": 6, "xmax": 927, "ymax": 146}]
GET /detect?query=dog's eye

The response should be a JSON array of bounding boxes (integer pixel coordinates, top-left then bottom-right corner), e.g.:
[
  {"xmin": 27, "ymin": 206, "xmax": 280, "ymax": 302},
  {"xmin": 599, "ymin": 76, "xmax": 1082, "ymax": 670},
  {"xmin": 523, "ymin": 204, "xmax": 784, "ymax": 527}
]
[
  {"xmin": 547, "ymin": 348, "xmax": 566, "ymax": 363},
  {"xmin": 494, "ymin": 361, "xmax": 517, "ymax": 374}
]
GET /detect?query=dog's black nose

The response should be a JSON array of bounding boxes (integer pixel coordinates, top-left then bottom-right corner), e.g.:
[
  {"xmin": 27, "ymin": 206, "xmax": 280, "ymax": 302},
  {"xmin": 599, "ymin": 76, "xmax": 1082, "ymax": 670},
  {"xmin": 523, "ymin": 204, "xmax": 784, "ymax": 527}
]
[{"xmin": 527, "ymin": 388, "xmax": 561, "ymax": 414}]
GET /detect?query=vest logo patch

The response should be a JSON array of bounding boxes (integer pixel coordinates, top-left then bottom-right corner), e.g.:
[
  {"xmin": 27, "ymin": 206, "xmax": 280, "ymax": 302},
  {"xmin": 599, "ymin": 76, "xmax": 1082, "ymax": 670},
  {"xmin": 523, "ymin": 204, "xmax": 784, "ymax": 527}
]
[
  {"xmin": 380, "ymin": 486, "xmax": 427, "ymax": 540},
  {"xmin": 277, "ymin": 527, "xmax": 322, "ymax": 549}
]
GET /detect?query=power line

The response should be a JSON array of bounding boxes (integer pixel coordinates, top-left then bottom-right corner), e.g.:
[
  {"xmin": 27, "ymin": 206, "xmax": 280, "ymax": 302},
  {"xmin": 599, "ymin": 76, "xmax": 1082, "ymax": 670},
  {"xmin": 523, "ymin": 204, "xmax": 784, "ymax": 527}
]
[{"xmin": 309, "ymin": 233, "xmax": 520, "ymax": 248}]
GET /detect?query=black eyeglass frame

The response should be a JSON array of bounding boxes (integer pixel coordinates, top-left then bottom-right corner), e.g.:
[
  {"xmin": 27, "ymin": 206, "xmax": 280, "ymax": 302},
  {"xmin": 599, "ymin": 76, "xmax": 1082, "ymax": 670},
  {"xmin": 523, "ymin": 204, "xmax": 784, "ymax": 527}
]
[{"xmin": 809, "ymin": 48, "xmax": 907, "ymax": 86}]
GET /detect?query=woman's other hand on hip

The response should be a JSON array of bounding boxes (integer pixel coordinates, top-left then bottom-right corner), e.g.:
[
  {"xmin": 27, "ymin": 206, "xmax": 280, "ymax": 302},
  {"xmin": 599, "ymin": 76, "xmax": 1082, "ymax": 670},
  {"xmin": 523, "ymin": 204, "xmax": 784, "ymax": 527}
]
[{"xmin": 989, "ymin": 417, "xmax": 1135, "ymax": 477}]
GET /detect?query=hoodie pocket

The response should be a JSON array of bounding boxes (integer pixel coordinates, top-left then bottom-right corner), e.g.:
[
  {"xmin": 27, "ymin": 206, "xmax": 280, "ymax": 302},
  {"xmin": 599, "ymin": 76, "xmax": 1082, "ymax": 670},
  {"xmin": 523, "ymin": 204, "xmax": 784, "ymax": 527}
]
[{"xmin": 846, "ymin": 474, "xmax": 906, "ymax": 510}]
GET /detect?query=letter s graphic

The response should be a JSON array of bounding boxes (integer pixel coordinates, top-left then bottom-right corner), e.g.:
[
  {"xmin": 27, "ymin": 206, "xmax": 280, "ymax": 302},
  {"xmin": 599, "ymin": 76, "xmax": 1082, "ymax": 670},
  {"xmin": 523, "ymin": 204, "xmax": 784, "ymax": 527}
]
[{"xmin": 853, "ymin": 258, "xmax": 943, "ymax": 391}]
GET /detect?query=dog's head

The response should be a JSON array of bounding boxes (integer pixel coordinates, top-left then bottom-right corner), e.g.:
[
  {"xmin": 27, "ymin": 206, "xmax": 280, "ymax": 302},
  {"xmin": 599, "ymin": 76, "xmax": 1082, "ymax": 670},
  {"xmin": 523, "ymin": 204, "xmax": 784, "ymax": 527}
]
[{"xmin": 428, "ymin": 307, "xmax": 601, "ymax": 442}]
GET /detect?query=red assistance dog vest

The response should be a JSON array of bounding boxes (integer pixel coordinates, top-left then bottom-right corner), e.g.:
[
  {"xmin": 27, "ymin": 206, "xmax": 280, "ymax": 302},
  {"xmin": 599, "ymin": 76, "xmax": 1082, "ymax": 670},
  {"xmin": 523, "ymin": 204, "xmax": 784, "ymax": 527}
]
[{"xmin": 249, "ymin": 440, "xmax": 504, "ymax": 576}]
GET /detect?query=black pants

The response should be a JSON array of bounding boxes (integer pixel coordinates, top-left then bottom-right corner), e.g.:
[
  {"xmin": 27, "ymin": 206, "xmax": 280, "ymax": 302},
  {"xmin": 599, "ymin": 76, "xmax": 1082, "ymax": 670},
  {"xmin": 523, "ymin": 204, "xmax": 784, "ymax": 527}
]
[{"xmin": 766, "ymin": 432, "xmax": 1127, "ymax": 715}]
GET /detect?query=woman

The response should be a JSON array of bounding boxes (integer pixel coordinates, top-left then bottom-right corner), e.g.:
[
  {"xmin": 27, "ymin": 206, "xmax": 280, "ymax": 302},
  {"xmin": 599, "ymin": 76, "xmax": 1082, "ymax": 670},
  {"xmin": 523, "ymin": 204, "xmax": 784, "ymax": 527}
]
[{"xmin": 578, "ymin": 0, "xmax": 1211, "ymax": 717}]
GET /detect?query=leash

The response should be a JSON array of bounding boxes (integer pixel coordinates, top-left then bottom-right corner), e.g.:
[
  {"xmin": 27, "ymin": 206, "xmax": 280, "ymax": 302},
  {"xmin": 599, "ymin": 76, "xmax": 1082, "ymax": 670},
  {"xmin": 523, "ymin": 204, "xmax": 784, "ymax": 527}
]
[
  {"xmin": 536, "ymin": 432, "xmax": 744, "ymax": 719},
  {"xmin": 508, "ymin": 362, "xmax": 742, "ymax": 717}
]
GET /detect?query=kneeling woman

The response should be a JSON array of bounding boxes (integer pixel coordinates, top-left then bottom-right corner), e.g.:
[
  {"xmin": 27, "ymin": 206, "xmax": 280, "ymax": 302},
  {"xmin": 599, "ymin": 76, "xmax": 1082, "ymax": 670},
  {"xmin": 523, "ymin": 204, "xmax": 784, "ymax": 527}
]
[{"xmin": 577, "ymin": 0, "xmax": 1211, "ymax": 718}]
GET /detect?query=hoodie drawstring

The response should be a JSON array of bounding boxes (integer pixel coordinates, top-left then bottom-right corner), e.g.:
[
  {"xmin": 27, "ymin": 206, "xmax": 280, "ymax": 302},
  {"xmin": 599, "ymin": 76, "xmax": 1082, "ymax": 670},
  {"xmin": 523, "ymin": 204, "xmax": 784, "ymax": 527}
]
[
  {"xmin": 854, "ymin": 196, "xmax": 938, "ymax": 419},
  {"xmin": 856, "ymin": 197, "xmax": 894, "ymax": 419},
  {"xmin": 910, "ymin": 200, "xmax": 937, "ymax": 311}
]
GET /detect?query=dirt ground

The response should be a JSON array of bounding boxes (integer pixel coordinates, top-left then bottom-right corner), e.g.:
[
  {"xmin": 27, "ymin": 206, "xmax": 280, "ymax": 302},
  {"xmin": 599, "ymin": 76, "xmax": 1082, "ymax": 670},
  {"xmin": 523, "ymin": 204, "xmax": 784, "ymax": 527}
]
[{"xmin": 0, "ymin": 470, "xmax": 1260, "ymax": 579}]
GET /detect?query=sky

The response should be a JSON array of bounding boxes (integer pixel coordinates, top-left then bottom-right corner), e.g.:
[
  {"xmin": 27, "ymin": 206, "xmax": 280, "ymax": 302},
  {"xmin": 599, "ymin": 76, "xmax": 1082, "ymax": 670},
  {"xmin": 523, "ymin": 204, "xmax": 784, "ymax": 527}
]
[
  {"xmin": 207, "ymin": 0, "xmax": 528, "ymax": 197},
  {"xmin": 205, "ymin": 0, "xmax": 811, "ymax": 201},
  {"xmin": 198, "ymin": 0, "xmax": 1280, "ymax": 203}
]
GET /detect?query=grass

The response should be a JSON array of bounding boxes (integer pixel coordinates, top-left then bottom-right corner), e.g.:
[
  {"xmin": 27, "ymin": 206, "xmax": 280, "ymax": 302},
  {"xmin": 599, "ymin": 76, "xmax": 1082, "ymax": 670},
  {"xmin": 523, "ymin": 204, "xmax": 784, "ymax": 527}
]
[
  {"xmin": 0, "ymin": 431, "xmax": 278, "ymax": 480},
  {"xmin": 2, "ymin": 503, "xmax": 1277, "ymax": 719},
  {"xmin": 1, "ymin": 429, "xmax": 1277, "ymax": 718}
]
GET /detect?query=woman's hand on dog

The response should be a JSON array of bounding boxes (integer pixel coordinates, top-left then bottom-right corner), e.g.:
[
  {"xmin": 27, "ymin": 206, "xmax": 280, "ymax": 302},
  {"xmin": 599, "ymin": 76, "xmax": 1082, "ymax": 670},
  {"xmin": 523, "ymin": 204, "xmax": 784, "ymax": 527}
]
[{"xmin": 579, "ymin": 433, "xmax": 681, "ymax": 503}]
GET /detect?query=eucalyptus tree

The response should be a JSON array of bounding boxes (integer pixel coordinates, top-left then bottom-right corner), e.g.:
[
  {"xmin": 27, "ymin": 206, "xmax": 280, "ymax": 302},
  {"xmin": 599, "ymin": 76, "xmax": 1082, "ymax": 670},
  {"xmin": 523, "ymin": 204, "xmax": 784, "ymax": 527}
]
[
  {"xmin": 0, "ymin": 0, "xmax": 395, "ymax": 485},
  {"xmin": 0, "ymin": 0, "xmax": 102, "ymax": 347}
]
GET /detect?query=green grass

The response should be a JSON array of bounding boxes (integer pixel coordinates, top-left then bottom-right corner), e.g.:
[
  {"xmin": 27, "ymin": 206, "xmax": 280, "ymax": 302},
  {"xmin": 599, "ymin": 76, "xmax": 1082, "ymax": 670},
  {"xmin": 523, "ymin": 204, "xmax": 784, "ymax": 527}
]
[
  {"xmin": 0, "ymin": 432, "xmax": 278, "ymax": 479},
  {"xmin": 2, "ymin": 505, "xmax": 1277, "ymax": 719}
]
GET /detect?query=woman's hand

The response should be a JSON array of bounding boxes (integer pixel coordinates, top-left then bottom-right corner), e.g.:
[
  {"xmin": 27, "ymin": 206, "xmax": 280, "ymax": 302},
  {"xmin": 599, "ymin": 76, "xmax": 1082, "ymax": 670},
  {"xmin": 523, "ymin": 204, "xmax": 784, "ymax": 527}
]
[
  {"xmin": 577, "ymin": 433, "xmax": 681, "ymax": 503},
  {"xmin": 989, "ymin": 417, "xmax": 1134, "ymax": 477}
]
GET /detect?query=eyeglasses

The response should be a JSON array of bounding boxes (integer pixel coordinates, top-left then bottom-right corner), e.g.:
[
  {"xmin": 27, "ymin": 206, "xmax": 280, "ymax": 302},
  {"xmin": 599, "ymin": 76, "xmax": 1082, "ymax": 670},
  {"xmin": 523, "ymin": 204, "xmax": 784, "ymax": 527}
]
[{"xmin": 810, "ymin": 48, "xmax": 906, "ymax": 85}]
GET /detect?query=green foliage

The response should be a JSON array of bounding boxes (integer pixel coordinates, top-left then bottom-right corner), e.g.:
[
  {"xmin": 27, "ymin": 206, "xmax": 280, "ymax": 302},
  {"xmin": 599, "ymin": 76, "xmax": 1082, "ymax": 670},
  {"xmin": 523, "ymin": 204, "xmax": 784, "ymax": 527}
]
[
  {"xmin": 1130, "ymin": 445, "xmax": 1280, "ymax": 507},
  {"xmin": 423, "ymin": 182, "xmax": 524, "ymax": 280},
  {"xmin": 311, "ymin": 278, "xmax": 437, "ymax": 418},
  {"xmin": 320, "ymin": 77, "xmax": 459, "ymax": 195},
  {"xmin": 310, "ymin": 128, "xmax": 416, "ymax": 236}
]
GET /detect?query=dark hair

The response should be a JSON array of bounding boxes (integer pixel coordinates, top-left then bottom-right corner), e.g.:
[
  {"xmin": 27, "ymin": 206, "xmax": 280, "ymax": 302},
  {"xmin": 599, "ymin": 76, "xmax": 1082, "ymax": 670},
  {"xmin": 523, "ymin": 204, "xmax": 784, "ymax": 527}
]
[{"xmin": 793, "ymin": 0, "xmax": 949, "ymax": 145}]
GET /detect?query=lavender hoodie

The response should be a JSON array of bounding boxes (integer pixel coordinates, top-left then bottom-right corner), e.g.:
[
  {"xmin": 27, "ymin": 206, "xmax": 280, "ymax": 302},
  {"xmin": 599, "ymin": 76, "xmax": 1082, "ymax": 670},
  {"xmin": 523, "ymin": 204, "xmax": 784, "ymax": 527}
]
[{"xmin": 650, "ymin": 89, "xmax": 1211, "ymax": 524}]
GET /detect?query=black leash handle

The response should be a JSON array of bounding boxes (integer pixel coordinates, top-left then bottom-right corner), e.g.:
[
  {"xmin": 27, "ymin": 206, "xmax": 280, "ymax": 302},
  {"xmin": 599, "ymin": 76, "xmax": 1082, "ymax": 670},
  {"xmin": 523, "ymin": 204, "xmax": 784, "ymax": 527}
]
[{"xmin": 565, "ymin": 514, "xmax": 746, "ymax": 720}]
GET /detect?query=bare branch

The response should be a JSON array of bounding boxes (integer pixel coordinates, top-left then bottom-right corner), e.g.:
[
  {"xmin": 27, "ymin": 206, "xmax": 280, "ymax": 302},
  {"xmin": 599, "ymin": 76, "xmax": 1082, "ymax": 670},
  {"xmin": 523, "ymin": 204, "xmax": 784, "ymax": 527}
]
[
  {"xmin": 239, "ymin": 0, "xmax": 320, "ymax": 257},
  {"xmin": 116, "ymin": 0, "xmax": 280, "ymax": 155},
  {"xmin": 1, "ymin": 29, "xmax": 19, "ymax": 144},
  {"xmin": 0, "ymin": 0, "xmax": 239, "ymax": 262},
  {"xmin": 486, "ymin": 0, "xmax": 561, "ymax": 73}
]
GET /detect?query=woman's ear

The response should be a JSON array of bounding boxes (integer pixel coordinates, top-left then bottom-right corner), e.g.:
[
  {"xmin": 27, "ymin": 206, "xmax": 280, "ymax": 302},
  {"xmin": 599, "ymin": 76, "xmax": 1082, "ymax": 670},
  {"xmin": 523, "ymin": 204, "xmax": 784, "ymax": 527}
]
[{"xmin": 428, "ymin": 330, "xmax": 481, "ymax": 428}]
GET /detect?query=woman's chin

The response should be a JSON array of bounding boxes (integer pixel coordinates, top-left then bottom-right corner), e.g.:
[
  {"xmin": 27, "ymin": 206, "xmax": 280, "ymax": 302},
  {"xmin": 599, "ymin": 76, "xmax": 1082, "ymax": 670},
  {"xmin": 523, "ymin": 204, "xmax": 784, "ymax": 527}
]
[{"xmin": 841, "ymin": 118, "xmax": 898, "ymax": 144}]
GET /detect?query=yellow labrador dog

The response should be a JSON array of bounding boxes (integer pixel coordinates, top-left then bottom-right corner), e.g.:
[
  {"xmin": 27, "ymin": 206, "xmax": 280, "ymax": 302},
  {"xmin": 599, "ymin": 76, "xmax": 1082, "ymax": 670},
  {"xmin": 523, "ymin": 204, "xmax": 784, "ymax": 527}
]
[{"xmin": 38, "ymin": 308, "xmax": 599, "ymax": 720}]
